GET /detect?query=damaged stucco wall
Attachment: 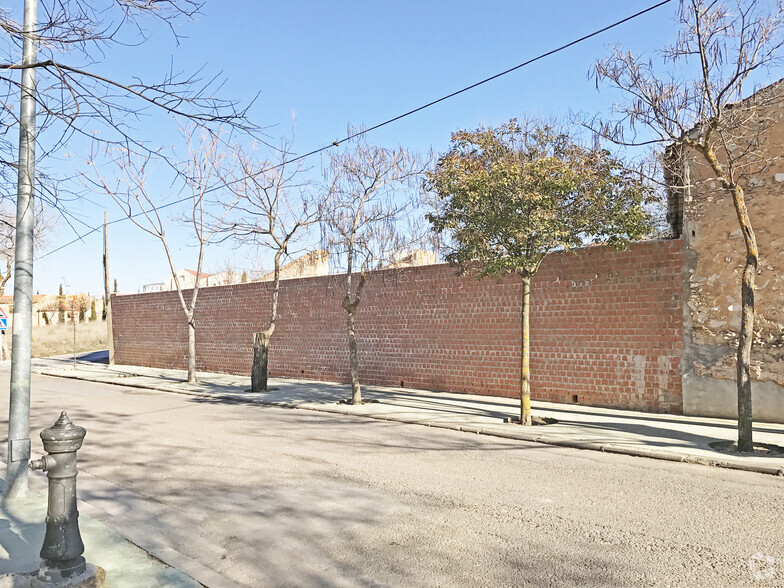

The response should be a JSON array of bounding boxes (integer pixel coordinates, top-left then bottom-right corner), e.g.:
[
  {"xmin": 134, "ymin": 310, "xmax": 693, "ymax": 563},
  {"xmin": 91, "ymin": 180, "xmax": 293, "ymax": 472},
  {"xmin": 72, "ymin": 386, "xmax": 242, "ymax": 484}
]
[{"xmin": 679, "ymin": 84, "xmax": 784, "ymax": 422}]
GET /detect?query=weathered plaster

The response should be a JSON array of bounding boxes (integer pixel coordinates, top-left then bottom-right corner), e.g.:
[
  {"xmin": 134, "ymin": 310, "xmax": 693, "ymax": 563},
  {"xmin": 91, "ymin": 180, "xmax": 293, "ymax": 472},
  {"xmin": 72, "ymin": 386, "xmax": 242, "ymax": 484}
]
[
  {"xmin": 679, "ymin": 83, "xmax": 784, "ymax": 422},
  {"xmin": 683, "ymin": 373, "xmax": 784, "ymax": 423}
]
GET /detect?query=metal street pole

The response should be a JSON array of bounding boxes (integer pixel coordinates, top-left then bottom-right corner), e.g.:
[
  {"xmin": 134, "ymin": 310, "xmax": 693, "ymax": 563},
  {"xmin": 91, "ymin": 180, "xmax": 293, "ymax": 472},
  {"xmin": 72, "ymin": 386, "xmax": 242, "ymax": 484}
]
[{"xmin": 7, "ymin": 0, "xmax": 39, "ymax": 499}]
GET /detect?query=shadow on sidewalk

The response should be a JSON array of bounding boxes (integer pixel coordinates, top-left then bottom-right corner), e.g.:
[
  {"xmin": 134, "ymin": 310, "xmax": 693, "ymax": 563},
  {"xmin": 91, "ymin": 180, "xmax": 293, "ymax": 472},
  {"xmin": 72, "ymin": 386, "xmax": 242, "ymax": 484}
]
[{"xmin": 0, "ymin": 479, "xmax": 44, "ymax": 575}]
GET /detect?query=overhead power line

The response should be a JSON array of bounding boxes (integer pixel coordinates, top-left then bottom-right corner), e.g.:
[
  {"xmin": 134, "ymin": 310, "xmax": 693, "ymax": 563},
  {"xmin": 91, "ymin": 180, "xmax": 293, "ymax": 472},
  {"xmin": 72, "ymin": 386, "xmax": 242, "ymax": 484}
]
[
  {"xmin": 37, "ymin": 0, "xmax": 674, "ymax": 261},
  {"xmin": 287, "ymin": 0, "xmax": 675, "ymax": 164},
  {"xmin": 38, "ymin": 196, "xmax": 194, "ymax": 260}
]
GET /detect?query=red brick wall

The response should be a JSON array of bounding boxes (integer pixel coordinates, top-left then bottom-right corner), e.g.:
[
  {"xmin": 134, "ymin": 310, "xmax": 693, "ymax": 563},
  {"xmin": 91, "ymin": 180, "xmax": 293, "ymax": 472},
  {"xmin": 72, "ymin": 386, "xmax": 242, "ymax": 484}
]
[{"xmin": 113, "ymin": 239, "xmax": 685, "ymax": 412}]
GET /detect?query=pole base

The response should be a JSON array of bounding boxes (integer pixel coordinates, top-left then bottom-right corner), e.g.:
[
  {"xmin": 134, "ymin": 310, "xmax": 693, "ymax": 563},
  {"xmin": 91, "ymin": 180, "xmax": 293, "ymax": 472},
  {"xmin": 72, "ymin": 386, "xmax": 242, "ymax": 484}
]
[{"xmin": 0, "ymin": 564, "xmax": 107, "ymax": 588}]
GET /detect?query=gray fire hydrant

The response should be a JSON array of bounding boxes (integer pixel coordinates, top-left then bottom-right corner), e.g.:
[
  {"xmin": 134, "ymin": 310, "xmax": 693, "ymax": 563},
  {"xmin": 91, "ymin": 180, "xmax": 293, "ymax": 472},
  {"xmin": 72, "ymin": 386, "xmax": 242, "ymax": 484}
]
[{"xmin": 28, "ymin": 412, "xmax": 104, "ymax": 586}]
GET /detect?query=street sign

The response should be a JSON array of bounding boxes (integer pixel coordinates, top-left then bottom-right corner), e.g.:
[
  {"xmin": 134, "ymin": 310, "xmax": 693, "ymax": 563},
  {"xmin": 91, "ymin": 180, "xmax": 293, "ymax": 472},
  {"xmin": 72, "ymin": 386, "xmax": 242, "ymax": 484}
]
[{"xmin": 0, "ymin": 307, "xmax": 7, "ymax": 330}]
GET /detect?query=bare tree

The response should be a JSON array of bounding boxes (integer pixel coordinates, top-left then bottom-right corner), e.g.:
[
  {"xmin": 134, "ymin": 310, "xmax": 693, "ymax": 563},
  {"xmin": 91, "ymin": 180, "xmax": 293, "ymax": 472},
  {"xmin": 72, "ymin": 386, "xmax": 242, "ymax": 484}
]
[
  {"xmin": 87, "ymin": 127, "xmax": 234, "ymax": 383},
  {"xmin": 222, "ymin": 141, "xmax": 320, "ymax": 393},
  {"xmin": 0, "ymin": 1, "xmax": 257, "ymax": 175},
  {"xmin": 0, "ymin": 1, "xmax": 260, "ymax": 230},
  {"xmin": 590, "ymin": 0, "xmax": 784, "ymax": 451},
  {"xmin": 0, "ymin": 204, "xmax": 48, "ymax": 296},
  {"xmin": 322, "ymin": 133, "xmax": 425, "ymax": 405},
  {"xmin": 206, "ymin": 261, "xmax": 239, "ymax": 286},
  {"xmin": 3, "ymin": 0, "xmax": 260, "ymax": 497}
]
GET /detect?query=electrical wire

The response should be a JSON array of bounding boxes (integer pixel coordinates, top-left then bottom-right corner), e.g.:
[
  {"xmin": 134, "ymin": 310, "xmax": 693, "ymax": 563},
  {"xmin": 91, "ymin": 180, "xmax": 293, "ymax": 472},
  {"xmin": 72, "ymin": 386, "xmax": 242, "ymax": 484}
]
[
  {"xmin": 37, "ymin": 195, "xmax": 195, "ymax": 260},
  {"xmin": 36, "ymin": 0, "xmax": 673, "ymax": 262},
  {"xmin": 288, "ymin": 0, "xmax": 674, "ymax": 162}
]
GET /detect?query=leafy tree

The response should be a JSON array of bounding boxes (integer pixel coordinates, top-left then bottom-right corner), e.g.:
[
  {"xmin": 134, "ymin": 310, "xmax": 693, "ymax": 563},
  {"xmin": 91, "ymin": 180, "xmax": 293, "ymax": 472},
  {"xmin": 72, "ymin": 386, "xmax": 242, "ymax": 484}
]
[
  {"xmin": 113, "ymin": 279, "xmax": 118, "ymax": 295},
  {"xmin": 426, "ymin": 121, "xmax": 652, "ymax": 425},
  {"xmin": 591, "ymin": 0, "xmax": 783, "ymax": 452},
  {"xmin": 90, "ymin": 298, "xmax": 97, "ymax": 321},
  {"xmin": 240, "ymin": 271, "xmax": 248, "ymax": 283},
  {"xmin": 101, "ymin": 296, "xmax": 107, "ymax": 320}
]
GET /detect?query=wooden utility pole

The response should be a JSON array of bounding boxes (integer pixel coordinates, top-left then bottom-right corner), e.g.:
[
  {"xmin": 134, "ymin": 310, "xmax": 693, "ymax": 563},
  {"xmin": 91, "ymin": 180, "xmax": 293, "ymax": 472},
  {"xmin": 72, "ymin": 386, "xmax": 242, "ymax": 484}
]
[{"xmin": 103, "ymin": 212, "xmax": 114, "ymax": 365}]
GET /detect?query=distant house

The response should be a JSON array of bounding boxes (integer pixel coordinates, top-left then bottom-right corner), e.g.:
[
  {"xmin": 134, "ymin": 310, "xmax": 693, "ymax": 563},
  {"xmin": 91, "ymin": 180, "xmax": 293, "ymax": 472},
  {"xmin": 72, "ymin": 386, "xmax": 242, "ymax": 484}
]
[
  {"xmin": 199, "ymin": 250, "xmax": 331, "ymax": 288},
  {"xmin": 382, "ymin": 249, "xmax": 438, "ymax": 269},
  {"xmin": 208, "ymin": 269, "xmax": 244, "ymax": 287},
  {"xmin": 0, "ymin": 294, "xmax": 59, "ymax": 326},
  {"xmin": 255, "ymin": 250, "xmax": 330, "ymax": 282},
  {"xmin": 141, "ymin": 283, "xmax": 165, "ymax": 293},
  {"xmin": 164, "ymin": 269, "xmax": 214, "ymax": 291},
  {"xmin": 33, "ymin": 295, "xmax": 59, "ymax": 325},
  {"xmin": 164, "ymin": 267, "xmax": 247, "ymax": 289},
  {"xmin": 152, "ymin": 251, "xmax": 331, "ymax": 292}
]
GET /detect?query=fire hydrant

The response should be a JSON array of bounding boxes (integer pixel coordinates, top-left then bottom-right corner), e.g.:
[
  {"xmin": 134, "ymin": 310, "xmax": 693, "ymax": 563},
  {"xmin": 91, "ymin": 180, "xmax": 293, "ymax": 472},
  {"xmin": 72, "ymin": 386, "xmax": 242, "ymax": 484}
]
[{"xmin": 28, "ymin": 412, "xmax": 92, "ymax": 584}]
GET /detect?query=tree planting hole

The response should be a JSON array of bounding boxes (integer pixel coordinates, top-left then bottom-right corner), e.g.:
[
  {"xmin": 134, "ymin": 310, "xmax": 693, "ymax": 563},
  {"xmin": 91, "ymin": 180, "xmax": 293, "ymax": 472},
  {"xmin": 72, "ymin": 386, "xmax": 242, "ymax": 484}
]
[
  {"xmin": 709, "ymin": 440, "xmax": 784, "ymax": 456},
  {"xmin": 504, "ymin": 416, "xmax": 558, "ymax": 425}
]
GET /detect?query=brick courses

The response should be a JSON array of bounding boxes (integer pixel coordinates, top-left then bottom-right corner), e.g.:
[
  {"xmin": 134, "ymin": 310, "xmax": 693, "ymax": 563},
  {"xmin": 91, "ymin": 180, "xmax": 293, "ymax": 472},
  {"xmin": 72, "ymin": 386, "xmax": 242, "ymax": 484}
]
[{"xmin": 113, "ymin": 239, "xmax": 685, "ymax": 413}]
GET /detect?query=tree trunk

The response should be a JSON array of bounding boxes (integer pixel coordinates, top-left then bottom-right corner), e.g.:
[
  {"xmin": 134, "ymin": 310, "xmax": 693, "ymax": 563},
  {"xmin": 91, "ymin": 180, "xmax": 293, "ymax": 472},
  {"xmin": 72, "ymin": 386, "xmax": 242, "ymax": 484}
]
[
  {"xmin": 347, "ymin": 306, "xmax": 361, "ymax": 404},
  {"xmin": 699, "ymin": 145, "xmax": 757, "ymax": 453},
  {"xmin": 251, "ymin": 328, "xmax": 273, "ymax": 393},
  {"xmin": 251, "ymin": 251, "xmax": 282, "ymax": 393},
  {"xmin": 731, "ymin": 184, "xmax": 757, "ymax": 452},
  {"xmin": 0, "ymin": 267, "xmax": 9, "ymax": 297},
  {"xmin": 520, "ymin": 275, "xmax": 532, "ymax": 426},
  {"xmin": 187, "ymin": 315, "xmax": 196, "ymax": 384}
]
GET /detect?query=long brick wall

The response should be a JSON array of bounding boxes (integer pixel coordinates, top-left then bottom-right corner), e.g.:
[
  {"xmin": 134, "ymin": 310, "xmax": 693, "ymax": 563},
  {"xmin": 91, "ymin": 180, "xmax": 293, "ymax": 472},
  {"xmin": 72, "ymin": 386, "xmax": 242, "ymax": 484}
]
[{"xmin": 113, "ymin": 239, "xmax": 686, "ymax": 412}]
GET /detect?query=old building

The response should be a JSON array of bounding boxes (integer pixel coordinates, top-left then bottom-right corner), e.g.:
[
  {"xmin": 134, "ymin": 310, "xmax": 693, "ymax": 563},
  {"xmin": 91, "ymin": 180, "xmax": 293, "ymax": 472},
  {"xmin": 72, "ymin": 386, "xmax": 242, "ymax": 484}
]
[
  {"xmin": 255, "ymin": 250, "xmax": 329, "ymax": 282},
  {"xmin": 667, "ymin": 78, "xmax": 784, "ymax": 421}
]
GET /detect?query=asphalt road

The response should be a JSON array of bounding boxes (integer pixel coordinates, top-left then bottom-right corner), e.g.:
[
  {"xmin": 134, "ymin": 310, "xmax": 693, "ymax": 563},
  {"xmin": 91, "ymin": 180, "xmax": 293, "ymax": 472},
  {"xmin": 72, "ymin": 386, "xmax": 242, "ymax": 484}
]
[{"xmin": 3, "ymin": 372, "xmax": 784, "ymax": 587}]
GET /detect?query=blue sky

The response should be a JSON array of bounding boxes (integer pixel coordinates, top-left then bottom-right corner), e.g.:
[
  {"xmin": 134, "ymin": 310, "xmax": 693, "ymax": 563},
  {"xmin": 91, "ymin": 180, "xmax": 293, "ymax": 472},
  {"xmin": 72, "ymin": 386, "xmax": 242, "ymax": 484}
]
[{"xmin": 29, "ymin": 0, "xmax": 689, "ymax": 295}]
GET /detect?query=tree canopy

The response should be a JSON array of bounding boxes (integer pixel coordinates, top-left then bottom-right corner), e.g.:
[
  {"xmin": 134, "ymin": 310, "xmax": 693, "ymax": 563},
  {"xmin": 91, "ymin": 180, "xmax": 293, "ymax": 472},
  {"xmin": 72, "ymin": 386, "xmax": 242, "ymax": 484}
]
[{"xmin": 426, "ymin": 121, "xmax": 653, "ymax": 280}]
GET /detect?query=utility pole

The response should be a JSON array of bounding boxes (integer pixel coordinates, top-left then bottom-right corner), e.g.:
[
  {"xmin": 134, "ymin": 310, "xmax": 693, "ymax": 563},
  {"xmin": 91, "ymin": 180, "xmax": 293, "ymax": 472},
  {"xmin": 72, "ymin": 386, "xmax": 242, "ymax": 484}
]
[
  {"xmin": 7, "ymin": 0, "xmax": 39, "ymax": 499},
  {"xmin": 103, "ymin": 212, "xmax": 114, "ymax": 365}
]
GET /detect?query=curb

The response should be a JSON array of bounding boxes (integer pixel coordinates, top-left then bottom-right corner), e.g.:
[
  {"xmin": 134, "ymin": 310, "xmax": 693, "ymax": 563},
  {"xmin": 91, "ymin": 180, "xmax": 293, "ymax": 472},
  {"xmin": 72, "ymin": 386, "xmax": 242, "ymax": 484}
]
[
  {"xmin": 38, "ymin": 369, "xmax": 784, "ymax": 478},
  {"xmin": 278, "ymin": 402, "xmax": 784, "ymax": 477},
  {"xmin": 77, "ymin": 500, "xmax": 243, "ymax": 588}
]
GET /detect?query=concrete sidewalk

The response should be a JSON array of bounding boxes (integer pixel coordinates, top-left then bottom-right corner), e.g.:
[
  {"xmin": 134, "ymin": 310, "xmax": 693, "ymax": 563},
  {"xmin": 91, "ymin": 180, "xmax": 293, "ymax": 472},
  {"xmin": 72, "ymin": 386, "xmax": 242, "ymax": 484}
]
[
  {"xmin": 32, "ymin": 355, "xmax": 784, "ymax": 477},
  {"xmin": 0, "ymin": 476, "xmax": 200, "ymax": 587}
]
